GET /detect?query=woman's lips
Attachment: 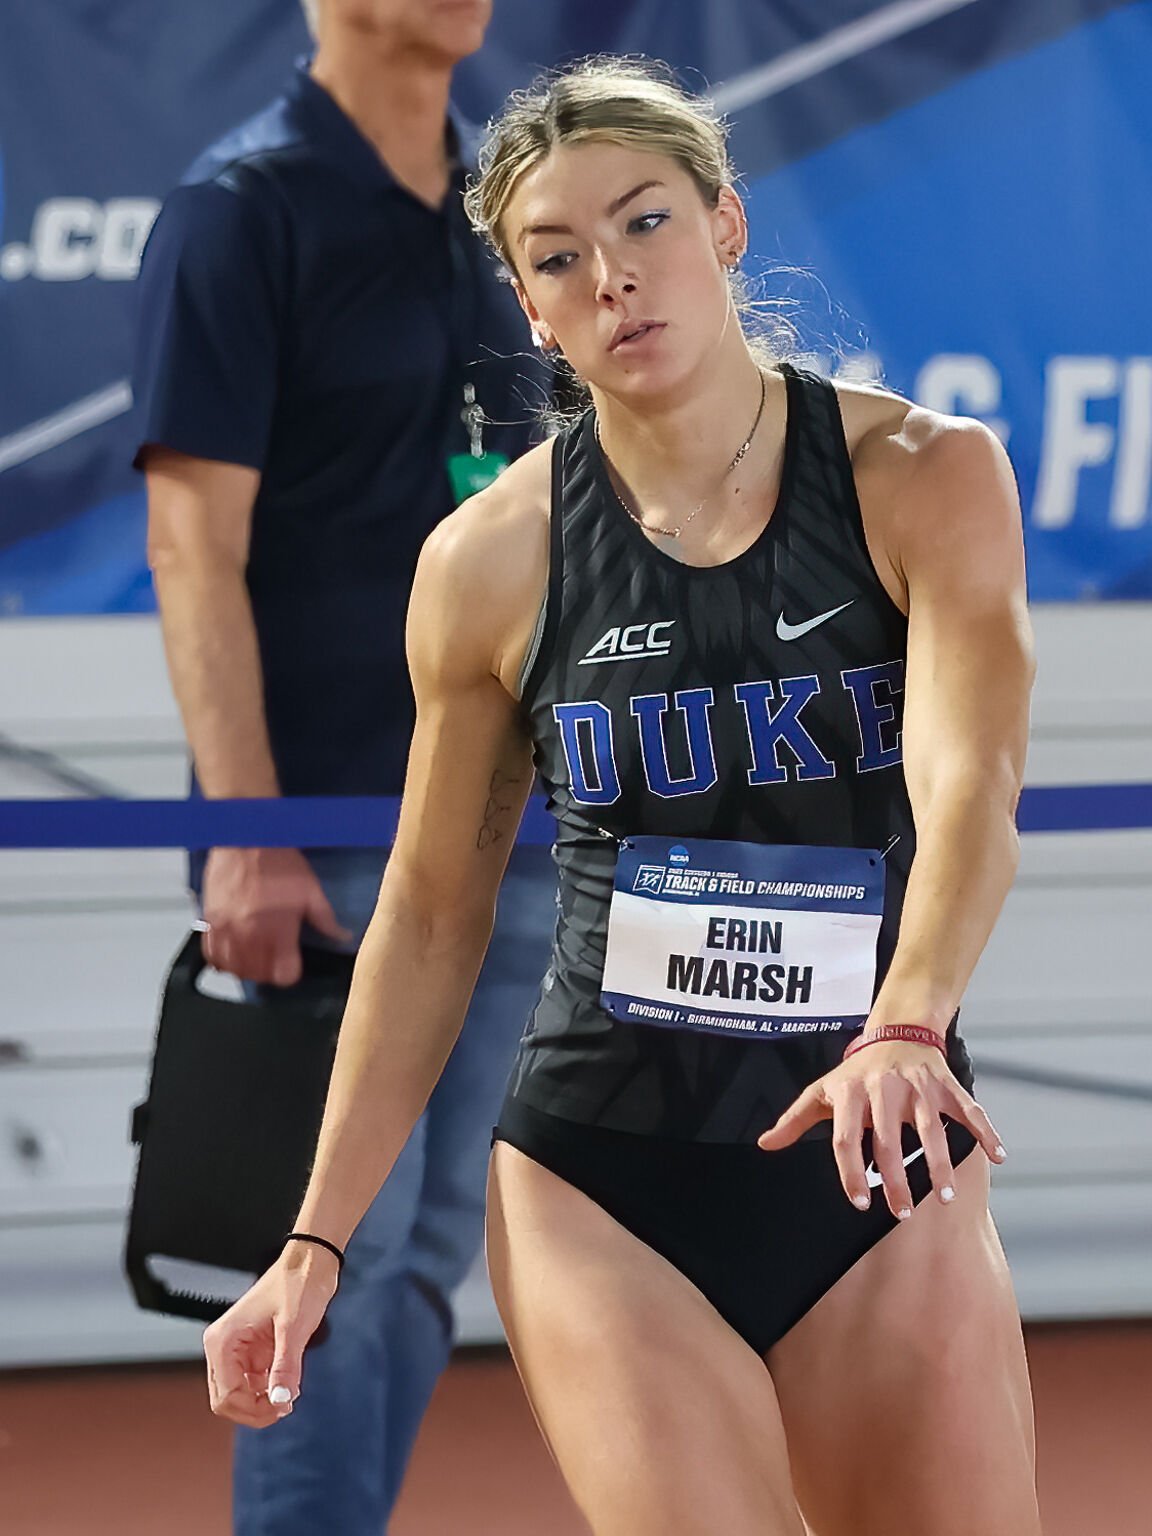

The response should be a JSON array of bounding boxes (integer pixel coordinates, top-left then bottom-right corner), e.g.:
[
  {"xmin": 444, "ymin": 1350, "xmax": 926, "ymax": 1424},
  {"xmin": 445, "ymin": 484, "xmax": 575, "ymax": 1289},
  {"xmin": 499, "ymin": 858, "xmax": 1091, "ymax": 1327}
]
[{"xmin": 610, "ymin": 322, "xmax": 666, "ymax": 351}]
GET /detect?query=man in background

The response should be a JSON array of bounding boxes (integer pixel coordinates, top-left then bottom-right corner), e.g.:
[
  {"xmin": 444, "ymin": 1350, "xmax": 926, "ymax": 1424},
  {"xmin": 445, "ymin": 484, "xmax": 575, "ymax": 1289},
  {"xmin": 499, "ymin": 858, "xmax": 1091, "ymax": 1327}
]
[{"xmin": 132, "ymin": 2, "xmax": 551, "ymax": 1530}]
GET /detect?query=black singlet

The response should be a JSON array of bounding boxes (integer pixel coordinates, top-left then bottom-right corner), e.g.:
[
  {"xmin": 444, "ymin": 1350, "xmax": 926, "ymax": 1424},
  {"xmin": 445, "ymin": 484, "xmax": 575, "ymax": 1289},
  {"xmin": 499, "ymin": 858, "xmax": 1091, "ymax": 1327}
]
[{"xmin": 505, "ymin": 364, "xmax": 971, "ymax": 1143}]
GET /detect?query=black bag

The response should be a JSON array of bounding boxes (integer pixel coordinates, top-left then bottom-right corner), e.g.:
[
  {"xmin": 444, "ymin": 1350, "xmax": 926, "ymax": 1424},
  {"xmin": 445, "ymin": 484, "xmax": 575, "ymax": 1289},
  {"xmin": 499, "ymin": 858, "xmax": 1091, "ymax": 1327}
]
[{"xmin": 125, "ymin": 932, "xmax": 354, "ymax": 1322}]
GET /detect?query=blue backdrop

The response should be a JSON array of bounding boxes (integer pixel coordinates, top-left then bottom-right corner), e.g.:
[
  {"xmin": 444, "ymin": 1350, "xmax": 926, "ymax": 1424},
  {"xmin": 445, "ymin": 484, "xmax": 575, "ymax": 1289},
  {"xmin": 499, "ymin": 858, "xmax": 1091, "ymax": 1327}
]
[{"xmin": 1, "ymin": 0, "xmax": 1149, "ymax": 611}]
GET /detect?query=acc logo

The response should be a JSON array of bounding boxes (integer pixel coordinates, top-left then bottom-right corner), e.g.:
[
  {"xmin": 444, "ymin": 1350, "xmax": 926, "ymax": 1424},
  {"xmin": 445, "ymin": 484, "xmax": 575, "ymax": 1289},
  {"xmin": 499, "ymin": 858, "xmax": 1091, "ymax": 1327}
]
[
  {"xmin": 577, "ymin": 619, "xmax": 675, "ymax": 666},
  {"xmin": 0, "ymin": 197, "xmax": 160, "ymax": 281},
  {"xmin": 633, "ymin": 865, "xmax": 667, "ymax": 894}
]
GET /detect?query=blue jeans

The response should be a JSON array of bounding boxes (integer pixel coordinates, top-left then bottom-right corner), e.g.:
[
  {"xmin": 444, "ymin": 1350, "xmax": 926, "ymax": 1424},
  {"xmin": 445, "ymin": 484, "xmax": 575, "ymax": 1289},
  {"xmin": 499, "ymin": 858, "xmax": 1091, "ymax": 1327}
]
[{"xmin": 232, "ymin": 844, "xmax": 555, "ymax": 1536}]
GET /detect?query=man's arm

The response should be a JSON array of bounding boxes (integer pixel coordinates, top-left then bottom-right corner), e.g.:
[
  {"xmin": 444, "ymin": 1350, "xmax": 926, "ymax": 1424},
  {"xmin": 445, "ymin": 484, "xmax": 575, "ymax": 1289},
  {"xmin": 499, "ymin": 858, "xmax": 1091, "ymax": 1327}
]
[
  {"xmin": 145, "ymin": 449, "xmax": 274, "ymax": 796},
  {"xmin": 132, "ymin": 180, "xmax": 339, "ymax": 981},
  {"xmin": 146, "ymin": 448, "xmax": 348, "ymax": 981}
]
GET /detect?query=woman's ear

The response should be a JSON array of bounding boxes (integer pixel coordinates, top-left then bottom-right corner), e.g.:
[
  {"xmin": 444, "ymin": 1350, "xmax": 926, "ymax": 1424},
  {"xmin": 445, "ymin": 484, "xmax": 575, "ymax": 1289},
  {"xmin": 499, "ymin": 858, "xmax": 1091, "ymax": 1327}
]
[
  {"xmin": 712, "ymin": 185, "xmax": 748, "ymax": 269},
  {"xmin": 513, "ymin": 278, "xmax": 556, "ymax": 351},
  {"xmin": 513, "ymin": 276, "xmax": 539, "ymax": 326}
]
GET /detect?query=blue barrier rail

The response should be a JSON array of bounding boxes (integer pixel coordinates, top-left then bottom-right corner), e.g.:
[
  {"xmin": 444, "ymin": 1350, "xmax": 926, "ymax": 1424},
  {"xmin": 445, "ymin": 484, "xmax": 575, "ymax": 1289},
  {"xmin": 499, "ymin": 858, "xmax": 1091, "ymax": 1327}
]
[{"xmin": 0, "ymin": 784, "xmax": 1149, "ymax": 848}]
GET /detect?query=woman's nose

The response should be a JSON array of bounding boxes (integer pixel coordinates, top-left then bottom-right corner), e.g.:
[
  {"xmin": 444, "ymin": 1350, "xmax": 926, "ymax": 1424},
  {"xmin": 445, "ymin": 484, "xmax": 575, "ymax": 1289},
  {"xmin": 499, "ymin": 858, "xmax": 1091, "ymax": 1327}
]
[{"xmin": 594, "ymin": 250, "xmax": 637, "ymax": 304}]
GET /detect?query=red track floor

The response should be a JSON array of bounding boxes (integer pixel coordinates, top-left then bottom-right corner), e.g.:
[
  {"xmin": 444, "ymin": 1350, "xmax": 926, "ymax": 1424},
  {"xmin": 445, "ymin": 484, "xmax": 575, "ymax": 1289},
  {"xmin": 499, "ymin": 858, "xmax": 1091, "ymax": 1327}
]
[{"xmin": 1, "ymin": 1324, "xmax": 1149, "ymax": 1534}]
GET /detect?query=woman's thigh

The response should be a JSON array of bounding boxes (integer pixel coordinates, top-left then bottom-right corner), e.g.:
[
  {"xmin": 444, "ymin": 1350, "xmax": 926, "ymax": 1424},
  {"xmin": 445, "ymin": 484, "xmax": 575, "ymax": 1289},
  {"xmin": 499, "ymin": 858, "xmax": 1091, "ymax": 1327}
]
[
  {"xmin": 486, "ymin": 1142, "xmax": 807, "ymax": 1536},
  {"xmin": 767, "ymin": 1154, "xmax": 1041, "ymax": 1536}
]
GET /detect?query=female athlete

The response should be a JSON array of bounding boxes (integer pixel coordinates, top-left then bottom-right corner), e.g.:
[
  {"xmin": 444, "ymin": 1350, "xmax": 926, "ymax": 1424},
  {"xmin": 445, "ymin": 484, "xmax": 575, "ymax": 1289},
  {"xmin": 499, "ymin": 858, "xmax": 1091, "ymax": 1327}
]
[{"xmin": 204, "ymin": 59, "xmax": 1042, "ymax": 1536}]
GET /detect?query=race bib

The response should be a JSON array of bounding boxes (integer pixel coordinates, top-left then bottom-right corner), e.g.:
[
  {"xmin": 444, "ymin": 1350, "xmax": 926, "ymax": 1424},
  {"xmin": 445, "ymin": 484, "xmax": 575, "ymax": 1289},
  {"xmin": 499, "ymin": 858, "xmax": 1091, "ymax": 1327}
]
[{"xmin": 600, "ymin": 836, "xmax": 885, "ymax": 1040}]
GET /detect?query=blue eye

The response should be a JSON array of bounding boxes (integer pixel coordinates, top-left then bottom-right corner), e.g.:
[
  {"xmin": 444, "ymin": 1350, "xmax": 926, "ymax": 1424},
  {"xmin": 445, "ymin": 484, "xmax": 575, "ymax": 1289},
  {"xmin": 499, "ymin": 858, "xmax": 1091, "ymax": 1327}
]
[
  {"xmin": 530, "ymin": 211, "xmax": 669, "ymax": 273},
  {"xmin": 533, "ymin": 252, "xmax": 575, "ymax": 275}
]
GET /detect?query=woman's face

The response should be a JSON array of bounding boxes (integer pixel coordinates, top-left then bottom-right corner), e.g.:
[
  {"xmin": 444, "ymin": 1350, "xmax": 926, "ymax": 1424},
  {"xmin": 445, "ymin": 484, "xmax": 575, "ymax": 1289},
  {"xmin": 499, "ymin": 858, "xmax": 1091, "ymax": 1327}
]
[{"xmin": 504, "ymin": 141, "xmax": 746, "ymax": 400}]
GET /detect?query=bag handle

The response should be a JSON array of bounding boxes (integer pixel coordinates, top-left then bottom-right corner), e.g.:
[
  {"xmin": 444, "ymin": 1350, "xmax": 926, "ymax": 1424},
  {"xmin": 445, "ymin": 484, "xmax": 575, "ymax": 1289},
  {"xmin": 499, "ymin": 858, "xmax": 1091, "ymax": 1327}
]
[{"xmin": 165, "ymin": 929, "xmax": 210, "ymax": 994}]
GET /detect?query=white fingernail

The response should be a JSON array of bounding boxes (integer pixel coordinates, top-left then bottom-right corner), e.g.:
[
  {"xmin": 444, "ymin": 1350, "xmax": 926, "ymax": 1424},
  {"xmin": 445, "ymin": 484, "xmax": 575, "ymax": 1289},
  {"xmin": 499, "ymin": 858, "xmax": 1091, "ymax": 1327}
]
[
  {"xmin": 269, "ymin": 1386, "xmax": 292, "ymax": 1405},
  {"xmin": 995, "ymin": 1144, "xmax": 1007, "ymax": 1161},
  {"xmin": 940, "ymin": 1186, "xmax": 955, "ymax": 1203},
  {"xmin": 897, "ymin": 1207, "xmax": 912, "ymax": 1221},
  {"xmin": 852, "ymin": 1194, "xmax": 870, "ymax": 1211}
]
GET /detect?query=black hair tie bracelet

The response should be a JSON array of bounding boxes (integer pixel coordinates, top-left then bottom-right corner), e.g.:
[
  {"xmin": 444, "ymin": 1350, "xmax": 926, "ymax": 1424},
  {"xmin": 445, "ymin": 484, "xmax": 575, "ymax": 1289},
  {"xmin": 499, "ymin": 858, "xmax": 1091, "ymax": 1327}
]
[{"xmin": 285, "ymin": 1231, "xmax": 346, "ymax": 1272}]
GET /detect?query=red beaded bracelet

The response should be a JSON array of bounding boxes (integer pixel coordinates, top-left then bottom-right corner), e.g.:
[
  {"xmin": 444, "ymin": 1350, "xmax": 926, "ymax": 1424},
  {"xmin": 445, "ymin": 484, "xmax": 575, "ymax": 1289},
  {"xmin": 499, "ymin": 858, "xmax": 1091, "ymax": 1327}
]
[{"xmin": 842, "ymin": 1024, "xmax": 947, "ymax": 1061}]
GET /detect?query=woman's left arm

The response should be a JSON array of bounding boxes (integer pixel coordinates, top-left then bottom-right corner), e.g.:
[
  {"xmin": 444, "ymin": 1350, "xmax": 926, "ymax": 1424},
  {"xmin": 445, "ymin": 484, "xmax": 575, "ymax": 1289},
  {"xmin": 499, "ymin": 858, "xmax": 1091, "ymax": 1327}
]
[
  {"xmin": 759, "ymin": 415, "xmax": 1035, "ymax": 1214},
  {"xmin": 870, "ymin": 415, "xmax": 1035, "ymax": 1033}
]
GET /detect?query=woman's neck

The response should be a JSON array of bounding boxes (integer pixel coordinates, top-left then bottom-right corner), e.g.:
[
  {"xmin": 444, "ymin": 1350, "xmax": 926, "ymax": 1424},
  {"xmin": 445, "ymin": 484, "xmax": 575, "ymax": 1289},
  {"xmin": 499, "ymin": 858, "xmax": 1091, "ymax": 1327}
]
[{"xmin": 591, "ymin": 342, "xmax": 775, "ymax": 519}]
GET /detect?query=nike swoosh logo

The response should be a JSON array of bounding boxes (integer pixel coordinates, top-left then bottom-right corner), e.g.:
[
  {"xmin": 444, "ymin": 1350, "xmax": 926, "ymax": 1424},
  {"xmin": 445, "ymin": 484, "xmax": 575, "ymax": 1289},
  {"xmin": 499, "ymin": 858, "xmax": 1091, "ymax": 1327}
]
[
  {"xmin": 775, "ymin": 600, "xmax": 854, "ymax": 642},
  {"xmin": 864, "ymin": 1146, "xmax": 926, "ymax": 1188}
]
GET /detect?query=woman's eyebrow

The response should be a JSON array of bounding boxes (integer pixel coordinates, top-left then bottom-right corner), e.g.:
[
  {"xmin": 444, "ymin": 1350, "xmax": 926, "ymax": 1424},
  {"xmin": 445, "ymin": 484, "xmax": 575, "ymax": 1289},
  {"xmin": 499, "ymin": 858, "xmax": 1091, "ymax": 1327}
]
[
  {"xmin": 518, "ymin": 180, "xmax": 668, "ymax": 246},
  {"xmin": 606, "ymin": 179, "xmax": 666, "ymax": 215}
]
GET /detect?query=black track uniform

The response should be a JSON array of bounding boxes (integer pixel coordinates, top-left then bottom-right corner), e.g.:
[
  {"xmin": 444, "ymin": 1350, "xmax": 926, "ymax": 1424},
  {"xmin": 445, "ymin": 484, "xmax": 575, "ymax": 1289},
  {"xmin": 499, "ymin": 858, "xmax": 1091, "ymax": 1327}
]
[{"xmin": 495, "ymin": 365, "xmax": 976, "ymax": 1352}]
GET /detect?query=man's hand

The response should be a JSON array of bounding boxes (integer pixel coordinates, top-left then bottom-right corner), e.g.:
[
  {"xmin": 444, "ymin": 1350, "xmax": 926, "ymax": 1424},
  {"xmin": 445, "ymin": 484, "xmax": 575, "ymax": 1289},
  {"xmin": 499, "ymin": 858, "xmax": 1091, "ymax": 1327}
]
[{"xmin": 202, "ymin": 846, "xmax": 352, "ymax": 985}]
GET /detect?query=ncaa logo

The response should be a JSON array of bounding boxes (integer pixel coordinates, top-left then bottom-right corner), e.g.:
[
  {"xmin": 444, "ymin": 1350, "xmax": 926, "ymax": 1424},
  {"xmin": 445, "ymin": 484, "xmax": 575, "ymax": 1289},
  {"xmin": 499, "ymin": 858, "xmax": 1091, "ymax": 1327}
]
[{"xmin": 668, "ymin": 846, "xmax": 690, "ymax": 866}]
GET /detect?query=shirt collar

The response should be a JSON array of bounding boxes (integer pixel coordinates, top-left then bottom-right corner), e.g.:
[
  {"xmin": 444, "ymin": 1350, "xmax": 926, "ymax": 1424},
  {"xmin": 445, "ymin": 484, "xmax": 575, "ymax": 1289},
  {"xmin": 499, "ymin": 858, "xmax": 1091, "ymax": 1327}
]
[{"xmin": 285, "ymin": 58, "xmax": 479, "ymax": 193}]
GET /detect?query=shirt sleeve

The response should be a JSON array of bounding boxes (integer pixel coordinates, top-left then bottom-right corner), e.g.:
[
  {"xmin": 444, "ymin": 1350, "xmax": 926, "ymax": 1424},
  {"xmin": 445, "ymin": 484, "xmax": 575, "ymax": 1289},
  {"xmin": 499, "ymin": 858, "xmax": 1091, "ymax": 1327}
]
[{"xmin": 131, "ymin": 174, "xmax": 286, "ymax": 471}]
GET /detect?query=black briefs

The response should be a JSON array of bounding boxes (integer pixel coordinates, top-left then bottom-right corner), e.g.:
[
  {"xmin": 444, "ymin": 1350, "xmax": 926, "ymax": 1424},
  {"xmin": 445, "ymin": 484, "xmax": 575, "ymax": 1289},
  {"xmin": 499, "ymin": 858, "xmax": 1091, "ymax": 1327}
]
[{"xmin": 493, "ymin": 1098, "xmax": 978, "ymax": 1356}]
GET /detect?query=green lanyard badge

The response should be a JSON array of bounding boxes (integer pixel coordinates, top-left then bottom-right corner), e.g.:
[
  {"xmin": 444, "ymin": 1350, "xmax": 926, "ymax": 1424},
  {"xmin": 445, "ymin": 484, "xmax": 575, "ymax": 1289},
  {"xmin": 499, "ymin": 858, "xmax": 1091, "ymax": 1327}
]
[
  {"xmin": 447, "ymin": 382, "xmax": 509, "ymax": 505},
  {"xmin": 447, "ymin": 450, "xmax": 509, "ymax": 502}
]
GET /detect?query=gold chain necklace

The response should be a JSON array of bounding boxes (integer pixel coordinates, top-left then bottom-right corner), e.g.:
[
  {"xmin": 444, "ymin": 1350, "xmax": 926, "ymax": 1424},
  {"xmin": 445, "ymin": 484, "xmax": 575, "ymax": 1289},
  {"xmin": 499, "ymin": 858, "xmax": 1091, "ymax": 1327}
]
[{"xmin": 594, "ymin": 370, "xmax": 767, "ymax": 539}]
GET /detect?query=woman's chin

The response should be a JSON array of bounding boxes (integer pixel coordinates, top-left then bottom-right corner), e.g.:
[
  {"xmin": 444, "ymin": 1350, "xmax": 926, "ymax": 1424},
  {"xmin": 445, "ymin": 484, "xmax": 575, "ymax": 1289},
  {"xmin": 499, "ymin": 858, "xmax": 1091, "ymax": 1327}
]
[{"xmin": 586, "ymin": 353, "xmax": 700, "ymax": 403}]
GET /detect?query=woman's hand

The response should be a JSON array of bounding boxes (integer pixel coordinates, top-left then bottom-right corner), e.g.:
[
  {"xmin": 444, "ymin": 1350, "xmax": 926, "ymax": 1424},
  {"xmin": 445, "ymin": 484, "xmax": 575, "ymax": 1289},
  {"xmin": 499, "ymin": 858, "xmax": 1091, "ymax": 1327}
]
[
  {"xmin": 203, "ymin": 1245, "xmax": 340, "ymax": 1427},
  {"xmin": 756, "ymin": 1040, "xmax": 1006, "ymax": 1219}
]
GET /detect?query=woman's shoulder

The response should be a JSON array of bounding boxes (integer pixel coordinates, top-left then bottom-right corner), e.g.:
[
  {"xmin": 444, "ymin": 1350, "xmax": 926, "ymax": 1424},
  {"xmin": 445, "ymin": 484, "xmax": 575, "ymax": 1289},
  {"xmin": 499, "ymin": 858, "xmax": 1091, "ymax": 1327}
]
[
  {"xmin": 421, "ymin": 437, "xmax": 554, "ymax": 580},
  {"xmin": 413, "ymin": 439, "xmax": 554, "ymax": 681},
  {"xmin": 832, "ymin": 375, "xmax": 1011, "ymax": 503},
  {"xmin": 826, "ymin": 376, "xmax": 1021, "ymax": 608}
]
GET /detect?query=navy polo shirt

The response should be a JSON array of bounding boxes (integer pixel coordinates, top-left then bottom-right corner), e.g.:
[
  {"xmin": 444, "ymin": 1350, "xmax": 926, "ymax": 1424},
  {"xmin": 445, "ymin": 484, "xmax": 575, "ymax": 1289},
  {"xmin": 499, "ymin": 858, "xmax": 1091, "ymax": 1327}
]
[{"xmin": 133, "ymin": 63, "xmax": 542, "ymax": 797}]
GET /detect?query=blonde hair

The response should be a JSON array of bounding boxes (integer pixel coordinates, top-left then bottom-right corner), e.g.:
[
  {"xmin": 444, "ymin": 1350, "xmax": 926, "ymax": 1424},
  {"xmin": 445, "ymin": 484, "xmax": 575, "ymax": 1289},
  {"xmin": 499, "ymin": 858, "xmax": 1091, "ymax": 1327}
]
[
  {"xmin": 464, "ymin": 56, "xmax": 795, "ymax": 393},
  {"xmin": 464, "ymin": 57, "xmax": 735, "ymax": 269}
]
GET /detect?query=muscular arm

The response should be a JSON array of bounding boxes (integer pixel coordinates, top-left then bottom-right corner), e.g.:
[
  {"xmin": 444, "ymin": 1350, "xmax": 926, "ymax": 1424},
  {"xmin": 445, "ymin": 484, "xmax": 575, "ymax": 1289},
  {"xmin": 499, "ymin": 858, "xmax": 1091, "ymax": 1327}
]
[
  {"xmin": 868, "ymin": 417, "xmax": 1035, "ymax": 1033},
  {"xmin": 202, "ymin": 456, "xmax": 551, "ymax": 1425},
  {"xmin": 292, "ymin": 505, "xmax": 537, "ymax": 1246},
  {"xmin": 758, "ymin": 416, "xmax": 1028, "ymax": 1212}
]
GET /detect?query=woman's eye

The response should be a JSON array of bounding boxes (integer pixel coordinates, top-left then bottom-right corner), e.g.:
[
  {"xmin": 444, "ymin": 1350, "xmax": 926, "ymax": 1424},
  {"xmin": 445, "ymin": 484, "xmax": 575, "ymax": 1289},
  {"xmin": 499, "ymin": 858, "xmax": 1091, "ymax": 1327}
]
[
  {"xmin": 533, "ymin": 252, "xmax": 575, "ymax": 274},
  {"xmin": 629, "ymin": 210, "xmax": 670, "ymax": 234}
]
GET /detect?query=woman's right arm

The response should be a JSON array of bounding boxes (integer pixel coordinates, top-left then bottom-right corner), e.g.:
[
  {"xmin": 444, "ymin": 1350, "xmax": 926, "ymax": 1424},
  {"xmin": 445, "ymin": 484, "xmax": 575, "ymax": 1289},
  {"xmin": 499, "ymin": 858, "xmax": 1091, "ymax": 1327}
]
[{"xmin": 203, "ymin": 484, "xmax": 544, "ymax": 1426}]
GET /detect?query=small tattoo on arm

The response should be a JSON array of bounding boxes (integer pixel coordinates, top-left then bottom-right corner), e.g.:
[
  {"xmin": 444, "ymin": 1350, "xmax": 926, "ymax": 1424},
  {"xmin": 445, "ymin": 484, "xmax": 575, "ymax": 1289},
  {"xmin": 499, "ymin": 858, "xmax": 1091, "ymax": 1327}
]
[{"xmin": 477, "ymin": 768, "xmax": 522, "ymax": 851}]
